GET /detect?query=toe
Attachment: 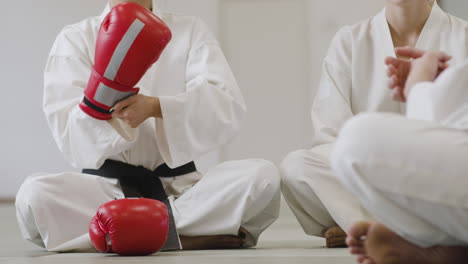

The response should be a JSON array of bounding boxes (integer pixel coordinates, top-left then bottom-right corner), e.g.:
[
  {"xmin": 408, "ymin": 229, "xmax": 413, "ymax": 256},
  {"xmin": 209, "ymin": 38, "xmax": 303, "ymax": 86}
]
[
  {"xmin": 347, "ymin": 237, "xmax": 364, "ymax": 247},
  {"xmin": 348, "ymin": 222, "xmax": 372, "ymax": 240},
  {"xmin": 350, "ymin": 246, "xmax": 366, "ymax": 255},
  {"xmin": 362, "ymin": 258, "xmax": 376, "ymax": 264},
  {"xmin": 357, "ymin": 255, "xmax": 367, "ymax": 263}
]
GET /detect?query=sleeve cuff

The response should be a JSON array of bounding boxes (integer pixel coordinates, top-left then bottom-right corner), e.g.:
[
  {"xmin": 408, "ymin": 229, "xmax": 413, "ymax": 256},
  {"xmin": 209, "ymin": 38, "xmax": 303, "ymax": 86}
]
[
  {"xmin": 67, "ymin": 107, "xmax": 139, "ymax": 169},
  {"xmin": 155, "ymin": 95, "xmax": 192, "ymax": 168},
  {"xmin": 406, "ymin": 82, "xmax": 434, "ymax": 121}
]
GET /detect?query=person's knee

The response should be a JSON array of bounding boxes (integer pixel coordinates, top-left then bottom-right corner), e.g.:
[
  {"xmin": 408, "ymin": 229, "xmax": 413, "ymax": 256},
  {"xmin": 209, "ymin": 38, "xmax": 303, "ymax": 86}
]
[
  {"xmin": 331, "ymin": 113, "xmax": 397, "ymax": 186},
  {"xmin": 332, "ymin": 113, "xmax": 388, "ymax": 165},
  {"xmin": 16, "ymin": 175, "xmax": 55, "ymax": 222},
  {"xmin": 16, "ymin": 175, "xmax": 48, "ymax": 213},
  {"xmin": 280, "ymin": 150, "xmax": 307, "ymax": 189},
  {"xmin": 244, "ymin": 160, "xmax": 280, "ymax": 200},
  {"xmin": 15, "ymin": 175, "xmax": 51, "ymax": 246}
]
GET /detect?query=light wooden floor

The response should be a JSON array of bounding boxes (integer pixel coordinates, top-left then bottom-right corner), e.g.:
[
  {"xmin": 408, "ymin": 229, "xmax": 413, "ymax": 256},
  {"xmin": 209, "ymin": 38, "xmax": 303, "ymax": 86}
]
[{"xmin": 0, "ymin": 202, "xmax": 356, "ymax": 264}]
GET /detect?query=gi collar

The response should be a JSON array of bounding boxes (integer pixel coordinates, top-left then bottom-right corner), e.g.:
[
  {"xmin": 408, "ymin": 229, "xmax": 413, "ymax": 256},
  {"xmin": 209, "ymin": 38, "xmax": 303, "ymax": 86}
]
[
  {"xmin": 378, "ymin": 1, "xmax": 447, "ymax": 50},
  {"xmin": 380, "ymin": 1, "xmax": 444, "ymax": 27},
  {"xmin": 419, "ymin": 1, "xmax": 445, "ymax": 37}
]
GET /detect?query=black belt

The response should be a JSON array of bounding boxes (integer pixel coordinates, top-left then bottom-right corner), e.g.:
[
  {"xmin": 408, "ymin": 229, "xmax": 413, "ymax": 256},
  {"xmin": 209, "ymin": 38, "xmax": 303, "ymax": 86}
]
[{"xmin": 83, "ymin": 159, "xmax": 197, "ymax": 251}]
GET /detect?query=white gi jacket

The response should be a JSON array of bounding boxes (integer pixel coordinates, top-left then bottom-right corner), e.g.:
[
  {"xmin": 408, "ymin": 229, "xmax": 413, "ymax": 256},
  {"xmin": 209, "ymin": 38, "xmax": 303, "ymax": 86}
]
[
  {"xmin": 312, "ymin": 2, "xmax": 468, "ymax": 147},
  {"xmin": 43, "ymin": 2, "xmax": 246, "ymax": 171}
]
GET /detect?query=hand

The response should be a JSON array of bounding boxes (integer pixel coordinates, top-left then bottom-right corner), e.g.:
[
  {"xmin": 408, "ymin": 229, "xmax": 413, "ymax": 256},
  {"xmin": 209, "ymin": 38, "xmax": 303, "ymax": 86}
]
[
  {"xmin": 111, "ymin": 94, "xmax": 162, "ymax": 128},
  {"xmin": 385, "ymin": 47, "xmax": 426, "ymax": 102},
  {"xmin": 385, "ymin": 47, "xmax": 451, "ymax": 102},
  {"xmin": 404, "ymin": 51, "xmax": 451, "ymax": 99},
  {"xmin": 396, "ymin": 47, "xmax": 451, "ymax": 79},
  {"xmin": 385, "ymin": 56, "xmax": 412, "ymax": 102}
]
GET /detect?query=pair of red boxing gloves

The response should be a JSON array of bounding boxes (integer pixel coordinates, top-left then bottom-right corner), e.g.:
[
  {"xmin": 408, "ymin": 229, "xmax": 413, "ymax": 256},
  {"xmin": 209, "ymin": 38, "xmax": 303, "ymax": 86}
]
[{"xmin": 85, "ymin": 3, "xmax": 172, "ymax": 256}]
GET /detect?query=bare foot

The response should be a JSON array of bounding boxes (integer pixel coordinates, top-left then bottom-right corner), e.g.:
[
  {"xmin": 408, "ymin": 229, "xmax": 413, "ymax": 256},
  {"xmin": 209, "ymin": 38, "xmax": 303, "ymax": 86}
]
[
  {"xmin": 346, "ymin": 222, "xmax": 373, "ymax": 263},
  {"xmin": 347, "ymin": 221, "xmax": 468, "ymax": 264},
  {"xmin": 180, "ymin": 227, "xmax": 248, "ymax": 250},
  {"xmin": 324, "ymin": 226, "xmax": 347, "ymax": 248}
]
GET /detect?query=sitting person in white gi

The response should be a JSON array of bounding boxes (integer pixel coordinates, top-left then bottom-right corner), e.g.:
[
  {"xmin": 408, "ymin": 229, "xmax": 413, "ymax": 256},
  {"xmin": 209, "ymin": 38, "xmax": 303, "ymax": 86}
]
[
  {"xmin": 15, "ymin": 0, "xmax": 280, "ymax": 252},
  {"xmin": 280, "ymin": 0, "xmax": 468, "ymax": 247},
  {"xmin": 332, "ymin": 47, "xmax": 468, "ymax": 264}
]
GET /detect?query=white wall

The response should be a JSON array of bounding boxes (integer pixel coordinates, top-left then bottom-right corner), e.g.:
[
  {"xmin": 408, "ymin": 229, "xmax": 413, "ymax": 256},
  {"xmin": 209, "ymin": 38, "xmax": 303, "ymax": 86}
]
[
  {"xmin": 441, "ymin": 0, "xmax": 468, "ymax": 21},
  {"xmin": 222, "ymin": 0, "xmax": 383, "ymax": 163},
  {"xmin": 0, "ymin": 1, "xmax": 107, "ymax": 199},
  {"xmin": 220, "ymin": 0, "xmax": 312, "ymax": 164},
  {"xmin": 164, "ymin": 0, "xmax": 220, "ymax": 35}
]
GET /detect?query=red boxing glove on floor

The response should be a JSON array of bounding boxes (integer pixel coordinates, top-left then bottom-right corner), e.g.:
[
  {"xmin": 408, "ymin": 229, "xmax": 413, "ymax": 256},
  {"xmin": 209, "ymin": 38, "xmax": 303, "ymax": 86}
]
[
  {"xmin": 89, "ymin": 198, "xmax": 169, "ymax": 256},
  {"xmin": 80, "ymin": 3, "xmax": 172, "ymax": 120}
]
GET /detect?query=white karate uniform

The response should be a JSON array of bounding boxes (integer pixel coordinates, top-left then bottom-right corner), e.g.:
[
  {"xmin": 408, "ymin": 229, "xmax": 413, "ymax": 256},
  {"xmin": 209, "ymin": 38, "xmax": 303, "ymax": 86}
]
[
  {"xmin": 280, "ymin": 2, "xmax": 468, "ymax": 237},
  {"xmin": 332, "ymin": 60, "xmax": 468, "ymax": 247},
  {"xmin": 15, "ymin": 2, "xmax": 280, "ymax": 252}
]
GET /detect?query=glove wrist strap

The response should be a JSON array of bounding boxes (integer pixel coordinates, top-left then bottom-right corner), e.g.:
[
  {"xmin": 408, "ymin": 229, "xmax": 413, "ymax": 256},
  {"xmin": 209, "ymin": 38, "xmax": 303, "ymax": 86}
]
[{"xmin": 84, "ymin": 68, "xmax": 140, "ymax": 112}]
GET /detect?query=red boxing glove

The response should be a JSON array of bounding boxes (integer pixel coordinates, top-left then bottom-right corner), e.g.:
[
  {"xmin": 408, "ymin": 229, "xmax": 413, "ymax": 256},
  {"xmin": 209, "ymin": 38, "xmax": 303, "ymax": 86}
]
[
  {"xmin": 89, "ymin": 198, "xmax": 169, "ymax": 256},
  {"xmin": 80, "ymin": 3, "xmax": 172, "ymax": 120}
]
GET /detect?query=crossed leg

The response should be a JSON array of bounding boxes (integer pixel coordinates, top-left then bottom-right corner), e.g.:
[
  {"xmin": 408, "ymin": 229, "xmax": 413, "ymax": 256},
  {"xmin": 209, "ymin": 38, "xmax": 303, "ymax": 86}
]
[{"xmin": 331, "ymin": 113, "xmax": 468, "ymax": 263}]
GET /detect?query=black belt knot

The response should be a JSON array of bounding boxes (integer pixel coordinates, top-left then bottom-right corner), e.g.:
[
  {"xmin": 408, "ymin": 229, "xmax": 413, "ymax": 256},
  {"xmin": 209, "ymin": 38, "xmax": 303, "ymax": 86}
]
[{"xmin": 83, "ymin": 160, "xmax": 197, "ymax": 200}]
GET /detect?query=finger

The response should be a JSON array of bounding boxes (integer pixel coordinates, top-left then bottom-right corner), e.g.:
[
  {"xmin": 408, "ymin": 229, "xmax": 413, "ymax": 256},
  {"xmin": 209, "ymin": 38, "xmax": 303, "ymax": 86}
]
[
  {"xmin": 112, "ymin": 106, "xmax": 132, "ymax": 120},
  {"xmin": 428, "ymin": 51, "xmax": 452, "ymax": 62},
  {"xmin": 393, "ymin": 89, "xmax": 404, "ymax": 101},
  {"xmin": 388, "ymin": 78, "xmax": 395, "ymax": 90},
  {"xmin": 439, "ymin": 61, "xmax": 449, "ymax": 70},
  {"xmin": 387, "ymin": 64, "xmax": 398, "ymax": 77},
  {"xmin": 395, "ymin": 86, "xmax": 403, "ymax": 95},
  {"xmin": 395, "ymin": 46, "xmax": 425, "ymax": 59},
  {"xmin": 436, "ymin": 52, "xmax": 452, "ymax": 62},
  {"xmin": 388, "ymin": 75, "xmax": 398, "ymax": 87},
  {"xmin": 392, "ymin": 89, "xmax": 405, "ymax": 102},
  {"xmin": 387, "ymin": 67, "xmax": 392, "ymax": 77},
  {"xmin": 385, "ymin": 56, "xmax": 398, "ymax": 65},
  {"xmin": 112, "ymin": 95, "xmax": 138, "ymax": 113},
  {"xmin": 385, "ymin": 57, "xmax": 404, "ymax": 69},
  {"xmin": 440, "ymin": 56, "xmax": 452, "ymax": 63},
  {"xmin": 112, "ymin": 107, "xmax": 128, "ymax": 119},
  {"xmin": 390, "ymin": 75, "xmax": 399, "ymax": 89},
  {"xmin": 112, "ymin": 110, "xmax": 123, "ymax": 119},
  {"xmin": 400, "ymin": 92, "xmax": 407, "ymax": 103}
]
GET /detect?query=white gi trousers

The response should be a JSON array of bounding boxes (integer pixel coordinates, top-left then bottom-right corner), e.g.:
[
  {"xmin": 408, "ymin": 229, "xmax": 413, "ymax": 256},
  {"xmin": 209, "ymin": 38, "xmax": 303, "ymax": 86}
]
[
  {"xmin": 15, "ymin": 159, "xmax": 280, "ymax": 252},
  {"xmin": 280, "ymin": 146, "xmax": 373, "ymax": 237},
  {"xmin": 331, "ymin": 61, "xmax": 468, "ymax": 247}
]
